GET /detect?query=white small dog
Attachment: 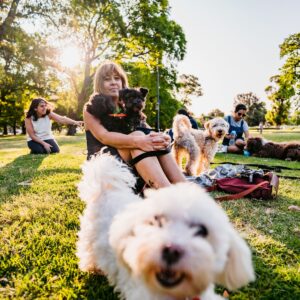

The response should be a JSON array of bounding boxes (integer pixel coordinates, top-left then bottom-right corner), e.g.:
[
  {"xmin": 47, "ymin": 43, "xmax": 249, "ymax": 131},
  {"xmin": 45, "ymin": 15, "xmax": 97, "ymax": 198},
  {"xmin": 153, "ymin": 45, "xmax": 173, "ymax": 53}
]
[
  {"xmin": 172, "ymin": 115, "xmax": 229, "ymax": 175},
  {"xmin": 77, "ymin": 154, "xmax": 254, "ymax": 300}
]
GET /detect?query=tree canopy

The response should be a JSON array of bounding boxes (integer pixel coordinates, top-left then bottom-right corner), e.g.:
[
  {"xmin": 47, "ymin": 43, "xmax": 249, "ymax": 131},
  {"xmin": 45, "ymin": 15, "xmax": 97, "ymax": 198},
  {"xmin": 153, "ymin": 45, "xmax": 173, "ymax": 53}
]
[
  {"xmin": 233, "ymin": 92, "xmax": 267, "ymax": 126},
  {"xmin": 265, "ymin": 32, "xmax": 300, "ymax": 125},
  {"xmin": 0, "ymin": 0, "xmax": 190, "ymax": 133}
]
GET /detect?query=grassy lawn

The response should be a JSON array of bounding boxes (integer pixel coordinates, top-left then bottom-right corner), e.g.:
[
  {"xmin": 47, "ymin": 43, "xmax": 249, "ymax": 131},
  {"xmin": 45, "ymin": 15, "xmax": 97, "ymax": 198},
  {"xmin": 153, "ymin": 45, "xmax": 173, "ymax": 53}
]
[{"xmin": 0, "ymin": 132, "xmax": 299, "ymax": 299}]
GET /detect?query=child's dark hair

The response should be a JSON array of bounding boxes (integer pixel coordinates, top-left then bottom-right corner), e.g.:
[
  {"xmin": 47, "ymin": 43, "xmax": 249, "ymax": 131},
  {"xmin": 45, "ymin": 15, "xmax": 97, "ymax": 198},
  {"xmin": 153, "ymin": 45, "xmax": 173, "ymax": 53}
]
[
  {"xmin": 26, "ymin": 98, "xmax": 52, "ymax": 121},
  {"xmin": 177, "ymin": 108, "xmax": 190, "ymax": 117},
  {"xmin": 234, "ymin": 104, "xmax": 247, "ymax": 112}
]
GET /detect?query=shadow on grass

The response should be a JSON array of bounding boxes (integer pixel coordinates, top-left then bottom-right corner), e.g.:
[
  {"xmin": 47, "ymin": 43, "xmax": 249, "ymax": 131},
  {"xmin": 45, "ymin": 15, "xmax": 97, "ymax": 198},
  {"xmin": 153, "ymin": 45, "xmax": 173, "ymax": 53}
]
[
  {"xmin": 80, "ymin": 274, "xmax": 118, "ymax": 300},
  {"xmin": 0, "ymin": 154, "xmax": 46, "ymax": 204}
]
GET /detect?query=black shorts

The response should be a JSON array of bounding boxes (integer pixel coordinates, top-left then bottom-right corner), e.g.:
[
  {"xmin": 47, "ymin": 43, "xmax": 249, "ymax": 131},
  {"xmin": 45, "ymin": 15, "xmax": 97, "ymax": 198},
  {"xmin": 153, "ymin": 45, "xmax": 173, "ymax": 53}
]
[{"xmin": 101, "ymin": 146, "xmax": 146, "ymax": 195}]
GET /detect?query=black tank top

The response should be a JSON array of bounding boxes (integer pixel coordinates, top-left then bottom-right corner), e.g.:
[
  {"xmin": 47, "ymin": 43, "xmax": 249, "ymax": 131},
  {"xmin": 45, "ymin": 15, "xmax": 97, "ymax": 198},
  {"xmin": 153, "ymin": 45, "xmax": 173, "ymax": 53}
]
[{"xmin": 85, "ymin": 130, "xmax": 105, "ymax": 160}]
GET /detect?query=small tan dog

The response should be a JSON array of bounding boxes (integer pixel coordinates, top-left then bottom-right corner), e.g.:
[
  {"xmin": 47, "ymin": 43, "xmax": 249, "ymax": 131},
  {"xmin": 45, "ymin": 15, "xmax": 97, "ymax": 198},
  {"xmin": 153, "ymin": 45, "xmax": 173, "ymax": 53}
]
[{"xmin": 172, "ymin": 115, "xmax": 229, "ymax": 175}]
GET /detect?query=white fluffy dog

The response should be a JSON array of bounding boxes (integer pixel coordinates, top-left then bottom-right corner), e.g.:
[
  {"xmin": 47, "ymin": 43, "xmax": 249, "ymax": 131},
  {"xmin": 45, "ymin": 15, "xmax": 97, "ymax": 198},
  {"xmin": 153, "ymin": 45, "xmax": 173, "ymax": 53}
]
[
  {"xmin": 77, "ymin": 154, "xmax": 254, "ymax": 300},
  {"xmin": 172, "ymin": 115, "xmax": 229, "ymax": 175}
]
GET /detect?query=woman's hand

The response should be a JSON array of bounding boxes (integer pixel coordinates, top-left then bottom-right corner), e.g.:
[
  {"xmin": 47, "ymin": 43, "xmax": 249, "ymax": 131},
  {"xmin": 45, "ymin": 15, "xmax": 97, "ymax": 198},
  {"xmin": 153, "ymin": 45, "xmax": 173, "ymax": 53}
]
[
  {"xmin": 42, "ymin": 142, "xmax": 52, "ymax": 154},
  {"xmin": 74, "ymin": 121, "xmax": 84, "ymax": 127},
  {"xmin": 138, "ymin": 132, "xmax": 171, "ymax": 152}
]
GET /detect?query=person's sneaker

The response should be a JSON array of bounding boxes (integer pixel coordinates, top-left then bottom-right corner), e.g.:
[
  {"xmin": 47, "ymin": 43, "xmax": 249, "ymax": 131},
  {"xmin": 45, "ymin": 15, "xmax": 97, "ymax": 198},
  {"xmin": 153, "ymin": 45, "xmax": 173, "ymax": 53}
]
[{"xmin": 218, "ymin": 145, "xmax": 228, "ymax": 153}]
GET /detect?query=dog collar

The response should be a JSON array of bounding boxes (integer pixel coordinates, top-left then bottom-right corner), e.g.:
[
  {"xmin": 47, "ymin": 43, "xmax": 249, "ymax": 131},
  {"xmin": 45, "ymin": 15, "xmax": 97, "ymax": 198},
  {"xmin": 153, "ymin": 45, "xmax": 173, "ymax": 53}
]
[{"xmin": 108, "ymin": 113, "xmax": 127, "ymax": 117}]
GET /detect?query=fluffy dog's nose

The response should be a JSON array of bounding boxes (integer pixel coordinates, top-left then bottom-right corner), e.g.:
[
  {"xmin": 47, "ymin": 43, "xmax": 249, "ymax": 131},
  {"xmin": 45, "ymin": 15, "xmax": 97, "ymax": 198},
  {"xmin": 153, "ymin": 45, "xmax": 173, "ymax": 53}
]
[{"xmin": 162, "ymin": 245, "xmax": 184, "ymax": 265}]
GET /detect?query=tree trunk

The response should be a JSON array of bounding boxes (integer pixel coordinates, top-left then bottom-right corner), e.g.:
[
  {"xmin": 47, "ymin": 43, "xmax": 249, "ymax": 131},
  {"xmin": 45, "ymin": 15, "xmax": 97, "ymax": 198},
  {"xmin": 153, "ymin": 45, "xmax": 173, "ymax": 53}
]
[
  {"xmin": 13, "ymin": 122, "xmax": 16, "ymax": 135},
  {"xmin": 0, "ymin": 0, "xmax": 21, "ymax": 41},
  {"xmin": 66, "ymin": 125, "xmax": 77, "ymax": 136},
  {"xmin": 77, "ymin": 59, "xmax": 93, "ymax": 115},
  {"xmin": 3, "ymin": 124, "xmax": 8, "ymax": 135},
  {"xmin": 22, "ymin": 121, "xmax": 26, "ymax": 134}
]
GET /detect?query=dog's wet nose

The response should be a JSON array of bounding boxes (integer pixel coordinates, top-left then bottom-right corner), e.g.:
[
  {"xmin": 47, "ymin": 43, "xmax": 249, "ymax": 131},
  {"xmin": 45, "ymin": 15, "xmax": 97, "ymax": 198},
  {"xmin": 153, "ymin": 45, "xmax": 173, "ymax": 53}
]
[{"xmin": 162, "ymin": 245, "xmax": 184, "ymax": 265}]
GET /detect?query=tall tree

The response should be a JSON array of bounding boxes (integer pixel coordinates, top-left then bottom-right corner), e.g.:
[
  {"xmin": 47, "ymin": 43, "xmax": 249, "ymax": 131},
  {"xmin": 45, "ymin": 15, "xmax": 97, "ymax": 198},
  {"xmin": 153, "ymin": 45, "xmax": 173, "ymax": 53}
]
[
  {"xmin": 265, "ymin": 33, "xmax": 300, "ymax": 126},
  {"xmin": 59, "ymin": 0, "xmax": 186, "ymax": 114},
  {"xmin": 177, "ymin": 74, "xmax": 203, "ymax": 107},
  {"xmin": 265, "ymin": 75, "xmax": 292, "ymax": 126},
  {"xmin": 0, "ymin": 1, "xmax": 65, "ymax": 41},
  {"xmin": 207, "ymin": 108, "xmax": 224, "ymax": 119},
  {"xmin": 279, "ymin": 32, "xmax": 300, "ymax": 110},
  {"xmin": 0, "ymin": 0, "xmax": 68, "ymax": 133},
  {"xmin": 0, "ymin": 28, "xmax": 59, "ymax": 134},
  {"xmin": 234, "ymin": 92, "xmax": 260, "ymax": 107},
  {"xmin": 233, "ymin": 92, "xmax": 267, "ymax": 126},
  {"xmin": 125, "ymin": 63, "xmax": 181, "ymax": 129},
  {"xmin": 246, "ymin": 102, "xmax": 267, "ymax": 126},
  {"xmin": 0, "ymin": 0, "xmax": 21, "ymax": 42}
]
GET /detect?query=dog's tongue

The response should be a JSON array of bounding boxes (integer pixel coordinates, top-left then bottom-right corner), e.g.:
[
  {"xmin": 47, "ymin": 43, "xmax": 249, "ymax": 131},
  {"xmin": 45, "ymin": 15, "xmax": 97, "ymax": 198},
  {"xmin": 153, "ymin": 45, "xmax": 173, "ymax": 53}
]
[{"xmin": 156, "ymin": 269, "xmax": 184, "ymax": 288}]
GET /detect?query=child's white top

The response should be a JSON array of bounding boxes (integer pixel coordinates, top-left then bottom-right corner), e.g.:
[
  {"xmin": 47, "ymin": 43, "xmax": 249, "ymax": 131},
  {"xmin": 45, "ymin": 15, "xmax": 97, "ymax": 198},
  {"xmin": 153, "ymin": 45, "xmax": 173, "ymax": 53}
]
[{"xmin": 27, "ymin": 115, "xmax": 53, "ymax": 141}]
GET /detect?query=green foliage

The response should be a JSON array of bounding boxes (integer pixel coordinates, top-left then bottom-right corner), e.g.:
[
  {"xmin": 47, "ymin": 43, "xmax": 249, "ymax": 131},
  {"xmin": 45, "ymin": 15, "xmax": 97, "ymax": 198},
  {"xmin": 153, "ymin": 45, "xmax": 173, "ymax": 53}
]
[
  {"xmin": 177, "ymin": 74, "xmax": 203, "ymax": 107},
  {"xmin": 207, "ymin": 108, "xmax": 225, "ymax": 118},
  {"xmin": 289, "ymin": 110, "xmax": 300, "ymax": 125},
  {"xmin": 125, "ymin": 63, "xmax": 181, "ymax": 129},
  {"xmin": 56, "ymin": 0, "xmax": 187, "ymax": 114},
  {"xmin": 0, "ymin": 27, "xmax": 59, "ymax": 133},
  {"xmin": 265, "ymin": 32, "xmax": 300, "ymax": 126},
  {"xmin": 246, "ymin": 102, "xmax": 267, "ymax": 126},
  {"xmin": 265, "ymin": 75, "xmax": 293, "ymax": 126},
  {"xmin": 233, "ymin": 92, "xmax": 267, "ymax": 126},
  {"xmin": 1, "ymin": 0, "xmax": 188, "ymax": 130}
]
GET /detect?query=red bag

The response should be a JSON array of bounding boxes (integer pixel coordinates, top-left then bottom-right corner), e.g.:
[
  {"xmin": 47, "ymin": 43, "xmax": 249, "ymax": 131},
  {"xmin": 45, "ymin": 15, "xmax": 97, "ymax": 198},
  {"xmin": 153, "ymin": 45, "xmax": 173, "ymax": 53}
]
[{"xmin": 211, "ymin": 172, "xmax": 279, "ymax": 201}]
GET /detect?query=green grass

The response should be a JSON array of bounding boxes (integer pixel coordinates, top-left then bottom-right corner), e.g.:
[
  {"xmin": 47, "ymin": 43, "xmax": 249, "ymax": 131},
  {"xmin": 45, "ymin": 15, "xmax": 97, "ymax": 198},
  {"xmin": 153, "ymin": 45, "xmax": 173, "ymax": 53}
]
[{"xmin": 0, "ymin": 132, "xmax": 300, "ymax": 299}]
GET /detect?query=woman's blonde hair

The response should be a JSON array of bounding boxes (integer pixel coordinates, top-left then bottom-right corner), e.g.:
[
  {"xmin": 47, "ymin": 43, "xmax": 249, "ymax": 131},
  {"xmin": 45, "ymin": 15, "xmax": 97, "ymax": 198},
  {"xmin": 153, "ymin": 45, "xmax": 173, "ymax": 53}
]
[{"xmin": 94, "ymin": 61, "xmax": 128, "ymax": 94}]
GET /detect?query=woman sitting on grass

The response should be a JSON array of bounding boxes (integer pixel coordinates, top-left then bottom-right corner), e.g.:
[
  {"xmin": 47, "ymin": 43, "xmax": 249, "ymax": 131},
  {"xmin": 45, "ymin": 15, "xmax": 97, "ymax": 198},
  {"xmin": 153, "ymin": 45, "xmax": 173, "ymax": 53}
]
[
  {"xmin": 25, "ymin": 98, "xmax": 83, "ymax": 154},
  {"xmin": 83, "ymin": 61, "xmax": 186, "ymax": 193}
]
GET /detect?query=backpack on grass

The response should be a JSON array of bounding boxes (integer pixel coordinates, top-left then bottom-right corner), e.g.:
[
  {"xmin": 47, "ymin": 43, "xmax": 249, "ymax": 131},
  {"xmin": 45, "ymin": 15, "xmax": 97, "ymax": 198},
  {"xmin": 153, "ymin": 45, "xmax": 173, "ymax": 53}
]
[
  {"xmin": 187, "ymin": 164, "xmax": 279, "ymax": 201},
  {"xmin": 210, "ymin": 172, "xmax": 279, "ymax": 201}
]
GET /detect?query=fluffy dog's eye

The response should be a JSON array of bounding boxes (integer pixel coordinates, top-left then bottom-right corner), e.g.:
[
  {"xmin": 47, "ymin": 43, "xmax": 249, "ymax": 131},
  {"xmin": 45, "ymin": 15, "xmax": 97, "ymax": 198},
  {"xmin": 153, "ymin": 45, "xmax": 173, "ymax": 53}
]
[{"xmin": 194, "ymin": 224, "xmax": 208, "ymax": 237}]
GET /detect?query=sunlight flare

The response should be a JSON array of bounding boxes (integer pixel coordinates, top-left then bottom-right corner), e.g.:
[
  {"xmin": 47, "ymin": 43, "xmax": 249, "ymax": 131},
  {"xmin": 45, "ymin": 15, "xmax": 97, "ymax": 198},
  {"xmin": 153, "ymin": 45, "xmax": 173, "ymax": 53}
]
[{"xmin": 59, "ymin": 46, "xmax": 82, "ymax": 68}]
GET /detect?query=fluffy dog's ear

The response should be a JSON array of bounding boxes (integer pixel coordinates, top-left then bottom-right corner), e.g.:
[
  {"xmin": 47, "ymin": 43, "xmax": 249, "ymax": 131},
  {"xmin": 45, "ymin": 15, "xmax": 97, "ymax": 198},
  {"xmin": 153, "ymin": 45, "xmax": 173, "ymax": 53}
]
[
  {"xmin": 139, "ymin": 87, "xmax": 148, "ymax": 98},
  {"xmin": 204, "ymin": 120, "xmax": 211, "ymax": 130},
  {"xmin": 109, "ymin": 201, "xmax": 146, "ymax": 269},
  {"xmin": 225, "ymin": 121, "xmax": 229, "ymax": 131},
  {"xmin": 215, "ymin": 229, "xmax": 255, "ymax": 290},
  {"xmin": 119, "ymin": 88, "xmax": 129, "ymax": 100}
]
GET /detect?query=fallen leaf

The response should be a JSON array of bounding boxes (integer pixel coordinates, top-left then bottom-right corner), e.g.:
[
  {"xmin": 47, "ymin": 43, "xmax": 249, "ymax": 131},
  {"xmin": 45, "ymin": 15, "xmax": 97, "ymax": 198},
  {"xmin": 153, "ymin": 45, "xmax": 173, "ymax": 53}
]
[
  {"xmin": 17, "ymin": 180, "xmax": 32, "ymax": 186},
  {"xmin": 288, "ymin": 205, "xmax": 300, "ymax": 212}
]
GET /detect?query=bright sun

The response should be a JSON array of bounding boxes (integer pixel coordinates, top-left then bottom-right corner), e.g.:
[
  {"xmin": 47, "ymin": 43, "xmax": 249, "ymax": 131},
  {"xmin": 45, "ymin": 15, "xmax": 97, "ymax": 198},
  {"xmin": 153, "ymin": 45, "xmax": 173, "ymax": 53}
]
[{"xmin": 60, "ymin": 46, "xmax": 82, "ymax": 68}]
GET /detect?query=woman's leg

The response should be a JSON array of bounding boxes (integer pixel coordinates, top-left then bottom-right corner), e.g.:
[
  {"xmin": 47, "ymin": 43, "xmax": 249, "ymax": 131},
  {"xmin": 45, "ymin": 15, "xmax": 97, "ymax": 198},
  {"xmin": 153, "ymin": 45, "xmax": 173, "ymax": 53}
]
[
  {"xmin": 27, "ymin": 141, "xmax": 47, "ymax": 154},
  {"xmin": 228, "ymin": 139, "xmax": 245, "ymax": 154},
  {"xmin": 117, "ymin": 131, "xmax": 172, "ymax": 189},
  {"xmin": 130, "ymin": 149, "xmax": 172, "ymax": 189},
  {"xmin": 157, "ymin": 153, "xmax": 186, "ymax": 183}
]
